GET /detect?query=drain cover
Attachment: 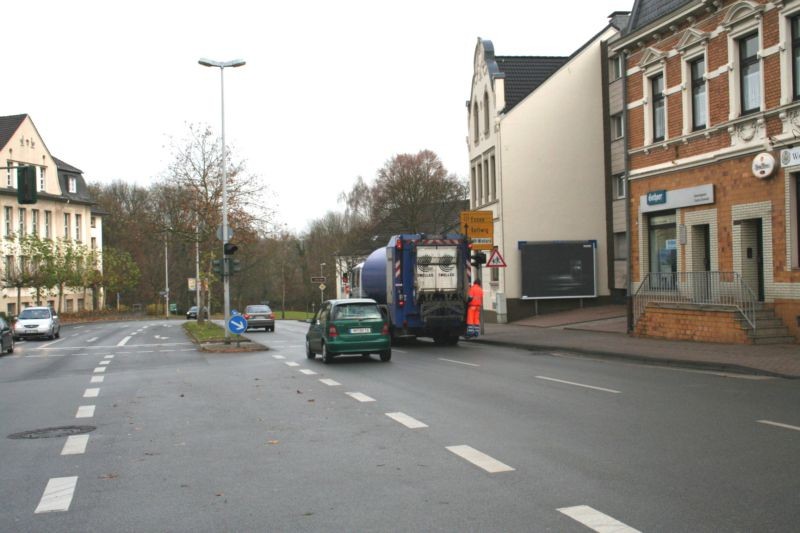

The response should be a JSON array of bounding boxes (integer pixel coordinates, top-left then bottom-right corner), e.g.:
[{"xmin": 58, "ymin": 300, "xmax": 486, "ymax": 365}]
[{"xmin": 8, "ymin": 425, "xmax": 96, "ymax": 440}]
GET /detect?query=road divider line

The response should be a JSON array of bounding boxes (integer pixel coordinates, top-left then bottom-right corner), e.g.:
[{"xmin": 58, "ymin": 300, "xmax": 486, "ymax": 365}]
[
  {"xmin": 90, "ymin": 376, "xmax": 104, "ymax": 383},
  {"xmin": 285, "ymin": 362, "xmax": 300, "ymax": 367},
  {"xmin": 75, "ymin": 405, "xmax": 95, "ymax": 418},
  {"xmin": 104, "ymin": 355, "xmax": 114, "ymax": 359},
  {"xmin": 319, "ymin": 378, "xmax": 340, "ymax": 386},
  {"xmin": 439, "ymin": 358, "xmax": 480, "ymax": 367},
  {"xmin": 35, "ymin": 476, "xmax": 78, "ymax": 513},
  {"xmin": 536, "ymin": 375, "xmax": 621, "ymax": 394},
  {"xmin": 39, "ymin": 338, "xmax": 66, "ymax": 348},
  {"xmin": 757, "ymin": 419, "xmax": 800, "ymax": 432},
  {"xmin": 446, "ymin": 445, "xmax": 514, "ymax": 473},
  {"xmin": 83, "ymin": 388, "xmax": 100, "ymax": 398},
  {"xmin": 117, "ymin": 336, "xmax": 131, "ymax": 347},
  {"xmin": 299, "ymin": 369, "xmax": 317, "ymax": 375},
  {"xmin": 87, "ymin": 337, "xmax": 98, "ymax": 343},
  {"xmin": 557, "ymin": 505, "xmax": 641, "ymax": 532},
  {"xmin": 386, "ymin": 412, "xmax": 428, "ymax": 429},
  {"xmin": 99, "ymin": 361, "xmax": 110, "ymax": 366},
  {"xmin": 61, "ymin": 435, "xmax": 89, "ymax": 455},
  {"xmin": 93, "ymin": 367, "xmax": 106, "ymax": 374},
  {"xmin": 346, "ymin": 392, "xmax": 375, "ymax": 402}
]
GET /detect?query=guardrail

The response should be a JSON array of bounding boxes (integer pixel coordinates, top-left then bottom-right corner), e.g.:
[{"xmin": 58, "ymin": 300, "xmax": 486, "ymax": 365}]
[{"xmin": 633, "ymin": 271, "xmax": 757, "ymax": 331}]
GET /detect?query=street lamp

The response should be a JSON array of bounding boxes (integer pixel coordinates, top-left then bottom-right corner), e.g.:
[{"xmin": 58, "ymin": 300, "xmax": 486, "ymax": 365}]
[{"xmin": 198, "ymin": 57, "xmax": 245, "ymax": 341}]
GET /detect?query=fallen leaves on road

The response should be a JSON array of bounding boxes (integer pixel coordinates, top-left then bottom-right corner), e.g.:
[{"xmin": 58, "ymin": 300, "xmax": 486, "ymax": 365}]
[
  {"xmin": 99, "ymin": 473, "xmax": 119, "ymax": 480},
  {"xmin": 267, "ymin": 440, "xmax": 280, "ymax": 445}
]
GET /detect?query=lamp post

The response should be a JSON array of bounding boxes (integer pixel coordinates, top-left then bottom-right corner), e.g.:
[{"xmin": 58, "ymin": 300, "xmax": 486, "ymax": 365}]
[
  {"xmin": 199, "ymin": 57, "xmax": 245, "ymax": 341},
  {"xmin": 320, "ymin": 262, "xmax": 326, "ymax": 303}
]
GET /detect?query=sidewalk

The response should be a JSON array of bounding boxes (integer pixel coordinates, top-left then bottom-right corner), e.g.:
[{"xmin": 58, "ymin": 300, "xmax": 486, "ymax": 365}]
[{"xmin": 474, "ymin": 306, "xmax": 800, "ymax": 379}]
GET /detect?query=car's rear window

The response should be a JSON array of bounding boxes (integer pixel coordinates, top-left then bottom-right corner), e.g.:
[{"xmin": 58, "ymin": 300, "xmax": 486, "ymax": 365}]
[
  {"xmin": 332, "ymin": 303, "xmax": 381, "ymax": 320},
  {"xmin": 246, "ymin": 305, "xmax": 271, "ymax": 313},
  {"xmin": 19, "ymin": 309, "xmax": 50, "ymax": 319}
]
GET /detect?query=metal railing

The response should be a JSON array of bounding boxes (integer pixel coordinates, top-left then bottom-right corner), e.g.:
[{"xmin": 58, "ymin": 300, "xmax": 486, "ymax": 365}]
[{"xmin": 633, "ymin": 271, "xmax": 757, "ymax": 331}]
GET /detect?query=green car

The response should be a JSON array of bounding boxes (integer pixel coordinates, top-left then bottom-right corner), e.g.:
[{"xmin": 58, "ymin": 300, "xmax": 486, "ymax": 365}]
[{"xmin": 306, "ymin": 299, "xmax": 391, "ymax": 363}]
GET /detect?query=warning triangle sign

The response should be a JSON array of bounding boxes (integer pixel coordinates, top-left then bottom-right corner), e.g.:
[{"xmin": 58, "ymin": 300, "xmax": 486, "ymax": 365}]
[{"xmin": 485, "ymin": 248, "xmax": 507, "ymax": 268}]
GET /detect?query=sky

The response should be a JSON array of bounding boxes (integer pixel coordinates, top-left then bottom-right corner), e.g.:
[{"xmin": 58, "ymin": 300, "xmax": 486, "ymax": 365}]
[{"xmin": 3, "ymin": 0, "xmax": 633, "ymax": 234}]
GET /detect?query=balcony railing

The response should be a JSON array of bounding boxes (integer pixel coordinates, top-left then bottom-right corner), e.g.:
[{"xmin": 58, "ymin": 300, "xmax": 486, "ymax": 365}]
[{"xmin": 633, "ymin": 271, "xmax": 757, "ymax": 331}]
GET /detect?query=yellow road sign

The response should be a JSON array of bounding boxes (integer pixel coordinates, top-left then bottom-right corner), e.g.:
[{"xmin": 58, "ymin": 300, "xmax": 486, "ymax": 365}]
[{"xmin": 460, "ymin": 211, "xmax": 494, "ymax": 250}]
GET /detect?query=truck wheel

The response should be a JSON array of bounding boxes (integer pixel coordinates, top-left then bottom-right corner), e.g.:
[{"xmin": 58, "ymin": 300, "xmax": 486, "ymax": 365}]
[
  {"xmin": 433, "ymin": 335, "xmax": 446, "ymax": 346},
  {"xmin": 322, "ymin": 343, "xmax": 334, "ymax": 364},
  {"xmin": 305, "ymin": 339, "xmax": 315, "ymax": 359},
  {"xmin": 446, "ymin": 335, "xmax": 459, "ymax": 346},
  {"xmin": 379, "ymin": 348, "xmax": 391, "ymax": 362}
]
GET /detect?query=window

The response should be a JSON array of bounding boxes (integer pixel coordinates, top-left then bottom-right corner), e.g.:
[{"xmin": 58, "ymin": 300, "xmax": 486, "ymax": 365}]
[
  {"xmin": 793, "ymin": 16, "xmax": 800, "ymax": 100},
  {"xmin": 690, "ymin": 57, "xmax": 707, "ymax": 130},
  {"xmin": 611, "ymin": 114, "xmax": 624, "ymax": 140},
  {"xmin": 739, "ymin": 33, "xmax": 760, "ymax": 114},
  {"xmin": 6, "ymin": 303, "xmax": 15, "ymax": 317},
  {"xmin": 44, "ymin": 211, "xmax": 52, "ymax": 239},
  {"xmin": 4, "ymin": 207, "xmax": 11, "ymax": 237},
  {"xmin": 75, "ymin": 214, "xmax": 82, "ymax": 241},
  {"xmin": 483, "ymin": 159, "xmax": 489, "ymax": 203},
  {"xmin": 483, "ymin": 92, "xmax": 490, "ymax": 134},
  {"xmin": 610, "ymin": 55, "xmax": 623, "ymax": 80},
  {"xmin": 38, "ymin": 167, "xmax": 45, "ymax": 191},
  {"xmin": 6, "ymin": 161, "xmax": 14, "ymax": 187},
  {"xmin": 91, "ymin": 237, "xmax": 97, "ymax": 250},
  {"xmin": 490, "ymin": 155, "xmax": 496, "ymax": 201},
  {"xmin": 652, "ymin": 74, "xmax": 665, "ymax": 141},
  {"xmin": 18, "ymin": 208, "xmax": 26, "ymax": 237},
  {"xmin": 476, "ymin": 164, "xmax": 483, "ymax": 205},
  {"xmin": 64, "ymin": 213, "xmax": 70, "ymax": 239},
  {"xmin": 473, "ymin": 102, "xmax": 479, "ymax": 143},
  {"xmin": 614, "ymin": 232, "xmax": 628, "ymax": 259},
  {"xmin": 68, "ymin": 176, "xmax": 77, "ymax": 193},
  {"xmin": 614, "ymin": 173, "xmax": 626, "ymax": 199},
  {"xmin": 470, "ymin": 166, "xmax": 477, "ymax": 207},
  {"xmin": 31, "ymin": 210, "xmax": 39, "ymax": 237},
  {"xmin": 5, "ymin": 256, "xmax": 13, "ymax": 278},
  {"xmin": 90, "ymin": 216, "xmax": 96, "ymax": 228}
]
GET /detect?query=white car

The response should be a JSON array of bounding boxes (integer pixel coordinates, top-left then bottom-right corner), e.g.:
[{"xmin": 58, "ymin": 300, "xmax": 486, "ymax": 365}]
[{"xmin": 14, "ymin": 307, "xmax": 60, "ymax": 341}]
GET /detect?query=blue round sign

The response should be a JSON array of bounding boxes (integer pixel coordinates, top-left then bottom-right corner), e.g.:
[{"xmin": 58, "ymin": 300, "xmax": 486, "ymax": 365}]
[{"xmin": 227, "ymin": 315, "xmax": 248, "ymax": 334}]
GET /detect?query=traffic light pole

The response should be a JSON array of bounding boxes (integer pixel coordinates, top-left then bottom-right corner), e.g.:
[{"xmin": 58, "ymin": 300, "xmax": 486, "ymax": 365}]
[{"xmin": 219, "ymin": 66, "xmax": 231, "ymax": 343}]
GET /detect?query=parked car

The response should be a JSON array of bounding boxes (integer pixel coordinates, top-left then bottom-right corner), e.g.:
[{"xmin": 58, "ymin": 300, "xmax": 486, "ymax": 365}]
[
  {"xmin": 305, "ymin": 299, "xmax": 391, "ymax": 364},
  {"xmin": 186, "ymin": 306, "xmax": 209, "ymax": 319},
  {"xmin": 243, "ymin": 305, "xmax": 275, "ymax": 332},
  {"xmin": 0, "ymin": 316, "xmax": 14, "ymax": 354},
  {"xmin": 13, "ymin": 307, "xmax": 60, "ymax": 341}
]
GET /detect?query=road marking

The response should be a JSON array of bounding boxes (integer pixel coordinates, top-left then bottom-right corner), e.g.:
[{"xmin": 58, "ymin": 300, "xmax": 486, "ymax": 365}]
[
  {"xmin": 272, "ymin": 355, "xmax": 286, "ymax": 360},
  {"xmin": 439, "ymin": 358, "xmax": 479, "ymax": 367},
  {"xmin": 319, "ymin": 378, "xmax": 340, "ymax": 386},
  {"xmin": 446, "ymin": 445, "xmax": 514, "ymax": 473},
  {"xmin": 87, "ymin": 337, "xmax": 98, "ymax": 343},
  {"xmin": 557, "ymin": 505, "xmax": 641, "ymax": 532},
  {"xmin": 61, "ymin": 434, "xmax": 89, "ymax": 455},
  {"xmin": 757, "ymin": 419, "xmax": 800, "ymax": 432},
  {"xmin": 346, "ymin": 392, "xmax": 376, "ymax": 402},
  {"xmin": 25, "ymin": 353, "xmax": 66, "ymax": 358},
  {"xmin": 90, "ymin": 376, "xmax": 104, "ymax": 383},
  {"xmin": 83, "ymin": 388, "xmax": 100, "ymax": 398},
  {"xmin": 536, "ymin": 375, "xmax": 621, "ymax": 394},
  {"xmin": 35, "ymin": 476, "xmax": 78, "ymax": 513},
  {"xmin": 93, "ymin": 367, "xmax": 106, "ymax": 373},
  {"xmin": 393, "ymin": 349, "xmax": 407, "ymax": 354},
  {"xmin": 32, "ymin": 342, "xmax": 192, "ymax": 351},
  {"xmin": 39, "ymin": 338, "xmax": 66, "ymax": 348},
  {"xmin": 104, "ymin": 354, "xmax": 114, "ymax": 359},
  {"xmin": 117, "ymin": 336, "xmax": 131, "ymax": 347},
  {"xmin": 299, "ymin": 369, "xmax": 317, "ymax": 375},
  {"xmin": 75, "ymin": 405, "xmax": 95, "ymax": 418},
  {"xmin": 386, "ymin": 412, "xmax": 428, "ymax": 429},
  {"xmin": 99, "ymin": 361, "xmax": 110, "ymax": 366},
  {"xmin": 285, "ymin": 362, "xmax": 300, "ymax": 367}
]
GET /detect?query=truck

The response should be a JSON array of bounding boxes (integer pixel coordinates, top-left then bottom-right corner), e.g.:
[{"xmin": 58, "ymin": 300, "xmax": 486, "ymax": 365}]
[{"xmin": 349, "ymin": 234, "xmax": 471, "ymax": 345}]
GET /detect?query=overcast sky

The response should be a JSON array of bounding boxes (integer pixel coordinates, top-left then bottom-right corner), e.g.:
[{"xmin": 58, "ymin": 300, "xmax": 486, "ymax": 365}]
[{"xmin": 4, "ymin": 0, "xmax": 632, "ymax": 233}]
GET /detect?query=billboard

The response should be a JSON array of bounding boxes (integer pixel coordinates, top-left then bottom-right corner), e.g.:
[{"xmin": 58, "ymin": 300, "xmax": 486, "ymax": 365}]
[{"xmin": 519, "ymin": 241, "xmax": 597, "ymax": 299}]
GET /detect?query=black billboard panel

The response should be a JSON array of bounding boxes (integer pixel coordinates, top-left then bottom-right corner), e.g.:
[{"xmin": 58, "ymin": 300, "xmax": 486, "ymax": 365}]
[{"xmin": 520, "ymin": 241, "xmax": 597, "ymax": 299}]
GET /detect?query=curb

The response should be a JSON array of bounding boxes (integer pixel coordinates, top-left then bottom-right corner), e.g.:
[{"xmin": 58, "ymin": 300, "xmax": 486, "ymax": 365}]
[{"xmin": 471, "ymin": 338, "xmax": 799, "ymax": 380}]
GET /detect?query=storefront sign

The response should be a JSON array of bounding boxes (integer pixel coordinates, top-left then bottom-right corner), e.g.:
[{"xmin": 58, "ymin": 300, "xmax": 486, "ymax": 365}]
[
  {"xmin": 752, "ymin": 152, "xmax": 775, "ymax": 179},
  {"xmin": 780, "ymin": 147, "xmax": 800, "ymax": 167},
  {"xmin": 639, "ymin": 184, "xmax": 714, "ymax": 213}
]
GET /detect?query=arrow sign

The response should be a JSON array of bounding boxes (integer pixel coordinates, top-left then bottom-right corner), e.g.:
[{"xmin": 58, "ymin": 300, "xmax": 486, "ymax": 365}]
[
  {"xmin": 485, "ymin": 248, "xmax": 507, "ymax": 268},
  {"xmin": 227, "ymin": 315, "xmax": 248, "ymax": 335}
]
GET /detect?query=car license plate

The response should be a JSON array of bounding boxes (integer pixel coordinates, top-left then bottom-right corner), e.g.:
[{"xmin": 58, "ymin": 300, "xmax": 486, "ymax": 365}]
[
  {"xmin": 254, "ymin": 315, "xmax": 264, "ymax": 319},
  {"xmin": 350, "ymin": 327, "xmax": 370, "ymax": 334}
]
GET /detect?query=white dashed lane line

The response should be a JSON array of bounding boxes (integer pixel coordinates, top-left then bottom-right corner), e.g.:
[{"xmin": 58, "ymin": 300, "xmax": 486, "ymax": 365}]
[
  {"xmin": 385, "ymin": 412, "xmax": 428, "ymax": 429},
  {"xmin": 83, "ymin": 388, "xmax": 100, "ymax": 398},
  {"xmin": 35, "ymin": 476, "xmax": 78, "ymax": 513},
  {"xmin": 319, "ymin": 378, "xmax": 340, "ymax": 386},
  {"xmin": 439, "ymin": 358, "xmax": 479, "ymax": 367},
  {"xmin": 346, "ymin": 392, "xmax": 375, "ymax": 403},
  {"xmin": 558, "ymin": 505, "xmax": 641, "ymax": 533},
  {"xmin": 757, "ymin": 419, "xmax": 800, "ymax": 432},
  {"xmin": 299, "ymin": 369, "xmax": 317, "ymax": 375},
  {"xmin": 75, "ymin": 405, "xmax": 95, "ymax": 418},
  {"xmin": 272, "ymin": 355, "xmax": 286, "ymax": 360},
  {"xmin": 93, "ymin": 367, "xmax": 106, "ymax": 374},
  {"xmin": 87, "ymin": 337, "xmax": 98, "ymax": 343},
  {"xmin": 536, "ymin": 375, "xmax": 621, "ymax": 394},
  {"xmin": 99, "ymin": 361, "xmax": 110, "ymax": 366},
  {"xmin": 285, "ymin": 362, "xmax": 299, "ymax": 367},
  {"xmin": 104, "ymin": 354, "xmax": 114, "ymax": 359},
  {"xmin": 117, "ymin": 336, "xmax": 131, "ymax": 346},
  {"xmin": 90, "ymin": 376, "xmax": 104, "ymax": 383},
  {"xmin": 446, "ymin": 445, "xmax": 514, "ymax": 473},
  {"xmin": 61, "ymin": 435, "xmax": 89, "ymax": 456}
]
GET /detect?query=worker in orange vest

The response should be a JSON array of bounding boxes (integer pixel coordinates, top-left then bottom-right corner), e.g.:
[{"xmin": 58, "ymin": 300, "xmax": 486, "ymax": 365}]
[{"xmin": 466, "ymin": 279, "xmax": 483, "ymax": 338}]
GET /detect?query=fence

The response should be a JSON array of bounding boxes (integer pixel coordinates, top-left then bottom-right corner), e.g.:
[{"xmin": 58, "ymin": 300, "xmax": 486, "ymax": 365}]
[{"xmin": 633, "ymin": 271, "xmax": 757, "ymax": 331}]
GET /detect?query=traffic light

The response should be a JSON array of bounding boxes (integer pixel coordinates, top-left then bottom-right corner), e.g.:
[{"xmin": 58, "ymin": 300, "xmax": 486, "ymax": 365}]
[
  {"xmin": 224, "ymin": 242, "xmax": 238, "ymax": 256},
  {"xmin": 231, "ymin": 258, "xmax": 241, "ymax": 273},
  {"xmin": 212, "ymin": 259, "xmax": 223, "ymax": 277},
  {"xmin": 17, "ymin": 166, "xmax": 37, "ymax": 204},
  {"xmin": 470, "ymin": 252, "xmax": 487, "ymax": 267}
]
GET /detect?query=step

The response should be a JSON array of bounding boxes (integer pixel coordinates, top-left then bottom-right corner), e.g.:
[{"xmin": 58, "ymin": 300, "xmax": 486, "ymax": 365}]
[
  {"xmin": 752, "ymin": 335, "xmax": 798, "ymax": 345},
  {"xmin": 748, "ymin": 326, "xmax": 792, "ymax": 337},
  {"xmin": 740, "ymin": 318, "xmax": 787, "ymax": 329}
]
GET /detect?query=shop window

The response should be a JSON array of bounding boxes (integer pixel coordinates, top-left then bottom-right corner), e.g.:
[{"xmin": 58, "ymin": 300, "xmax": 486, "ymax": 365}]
[{"xmin": 648, "ymin": 212, "xmax": 677, "ymax": 288}]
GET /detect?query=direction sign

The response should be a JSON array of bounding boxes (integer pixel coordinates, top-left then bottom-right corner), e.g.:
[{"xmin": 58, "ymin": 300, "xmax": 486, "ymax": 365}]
[
  {"xmin": 460, "ymin": 210, "xmax": 494, "ymax": 250},
  {"xmin": 227, "ymin": 314, "xmax": 248, "ymax": 335},
  {"xmin": 311, "ymin": 276, "xmax": 326, "ymax": 283},
  {"xmin": 485, "ymin": 248, "xmax": 507, "ymax": 268}
]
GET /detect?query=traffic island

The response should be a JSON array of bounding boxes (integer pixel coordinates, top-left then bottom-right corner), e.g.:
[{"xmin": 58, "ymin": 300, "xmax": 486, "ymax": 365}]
[{"xmin": 183, "ymin": 321, "xmax": 267, "ymax": 353}]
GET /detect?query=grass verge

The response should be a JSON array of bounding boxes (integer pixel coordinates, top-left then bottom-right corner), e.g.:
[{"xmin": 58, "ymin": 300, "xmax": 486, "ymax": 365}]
[{"xmin": 183, "ymin": 321, "xmax": 227, "ymax": 343}]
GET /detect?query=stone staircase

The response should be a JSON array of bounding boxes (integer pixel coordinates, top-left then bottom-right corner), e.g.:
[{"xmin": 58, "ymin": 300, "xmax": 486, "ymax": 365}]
[{"xmin": 742, "ymin": 305, "xmax": 797, "ymax": 344}]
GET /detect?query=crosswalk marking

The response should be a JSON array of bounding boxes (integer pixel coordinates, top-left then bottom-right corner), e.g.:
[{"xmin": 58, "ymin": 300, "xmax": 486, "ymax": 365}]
[
  {"xmin": 446, "ymin": 445, "xmax": 514, "ymax": 473},
  {"xmin": 35, "ymin": 476, "xmax": 78, "ymax": 513},
  {"xmin": 557, "ymin": 505, "xmax": 641, "ymax": 532}
]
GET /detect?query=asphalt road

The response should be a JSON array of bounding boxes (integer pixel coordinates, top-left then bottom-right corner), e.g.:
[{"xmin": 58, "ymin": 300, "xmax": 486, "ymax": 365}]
[{"xmin": 1, "ymin": 319, "xmax": 798, "ymax": 532}]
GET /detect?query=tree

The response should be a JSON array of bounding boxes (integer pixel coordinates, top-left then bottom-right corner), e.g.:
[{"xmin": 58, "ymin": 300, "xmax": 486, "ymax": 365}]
[{"xmin": 102, "ymin": 247, "xmax": 140, "ymax": 309}]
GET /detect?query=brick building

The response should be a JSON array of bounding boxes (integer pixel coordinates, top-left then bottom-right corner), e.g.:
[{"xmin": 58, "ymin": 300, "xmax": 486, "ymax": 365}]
[{"xmin": 612, "ymin": 0, "xmax": 800, "ymax": 342}]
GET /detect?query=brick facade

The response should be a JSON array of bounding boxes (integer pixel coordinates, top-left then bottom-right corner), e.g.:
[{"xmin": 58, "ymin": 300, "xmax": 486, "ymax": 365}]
[{"xmin": 634, "ymin": 303, "xmax": 752, "ymax": 343}]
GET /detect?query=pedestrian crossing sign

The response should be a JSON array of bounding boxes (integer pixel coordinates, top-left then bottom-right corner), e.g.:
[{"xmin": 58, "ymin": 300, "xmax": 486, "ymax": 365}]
[{"xmin": 485, "ymin": 248, "xmax": 507, "ymax": 268}]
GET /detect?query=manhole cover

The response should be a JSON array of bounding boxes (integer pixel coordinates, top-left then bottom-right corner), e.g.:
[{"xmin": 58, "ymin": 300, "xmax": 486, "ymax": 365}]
[{"xmin": 8, "ymin": 425, "xmax": 96, "ymax": 440}]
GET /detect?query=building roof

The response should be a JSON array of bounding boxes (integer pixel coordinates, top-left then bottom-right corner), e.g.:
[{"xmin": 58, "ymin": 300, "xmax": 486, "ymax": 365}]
[
  {"xmin": 495, "ymin": 56, "xmax": 570, "ymax": 112},
  {"xmin": 625, "ymin": 0, "xmax": 696, "ymax": 34},
  {"xmin": 54, "ymin": 156, "xmax": 94, "ymax": 204},
  {"xmin": 0, "ymin": 114, "xmax": 27, "ymax": 150}
]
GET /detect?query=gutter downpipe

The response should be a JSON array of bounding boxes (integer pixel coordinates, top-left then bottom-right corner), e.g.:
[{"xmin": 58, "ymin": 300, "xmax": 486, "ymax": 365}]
[{"xmin": 623, "ymin": 48, "xmax": 633, "ymax": 333}]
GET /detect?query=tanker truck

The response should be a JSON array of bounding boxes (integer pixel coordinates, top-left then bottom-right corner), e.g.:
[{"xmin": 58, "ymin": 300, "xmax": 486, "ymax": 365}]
[{"xmin": 349, "ymin": 234, "xmax": 470, "ymax": 345}]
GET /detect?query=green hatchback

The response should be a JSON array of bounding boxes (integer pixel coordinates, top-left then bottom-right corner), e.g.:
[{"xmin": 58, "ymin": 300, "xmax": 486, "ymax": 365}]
[{"xmin": 306, "ymin": 299, "xmax": 392, "ymax": 364}]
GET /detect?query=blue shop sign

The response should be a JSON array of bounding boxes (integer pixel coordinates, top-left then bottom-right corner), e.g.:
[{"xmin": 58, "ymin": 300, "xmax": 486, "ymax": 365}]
[{"xmin": 647, "ymin": 190, "xmax": 667, "ymax": 206}]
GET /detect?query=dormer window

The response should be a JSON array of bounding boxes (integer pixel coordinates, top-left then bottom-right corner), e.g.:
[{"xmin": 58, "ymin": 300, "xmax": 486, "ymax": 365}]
[{"xmin": 68, "ymin": 176, "xmax": 77, "ymax": 193}]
